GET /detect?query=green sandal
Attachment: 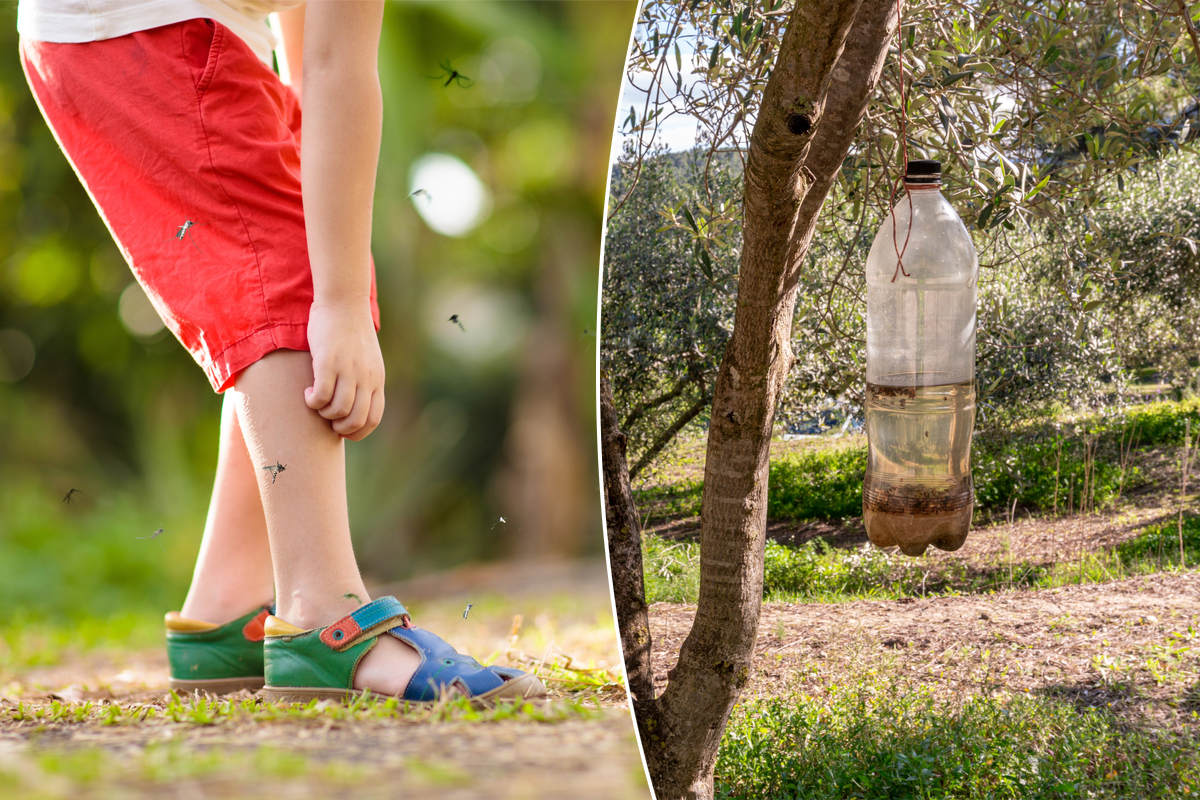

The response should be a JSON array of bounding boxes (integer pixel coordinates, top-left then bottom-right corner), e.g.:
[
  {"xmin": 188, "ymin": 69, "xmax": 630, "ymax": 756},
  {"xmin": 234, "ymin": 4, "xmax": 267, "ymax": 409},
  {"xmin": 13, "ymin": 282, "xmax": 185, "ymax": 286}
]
[
  {"xmin": 261, "ymin": 596, "xmax": 546, "ymax": 705},
  {"xmin": 166, "ymin": 605, "xmax": 272, "ymax": 694}
]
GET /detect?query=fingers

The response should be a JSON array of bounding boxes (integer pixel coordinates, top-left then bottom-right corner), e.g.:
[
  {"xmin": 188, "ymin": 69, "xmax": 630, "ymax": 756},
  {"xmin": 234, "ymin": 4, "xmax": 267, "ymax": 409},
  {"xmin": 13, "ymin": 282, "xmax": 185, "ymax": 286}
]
[
  {"xmin": 305, "ymin": 362, "xmax": 337, "ymax": 411},
  {"xmin": 332, "ymin": 383, "xmax": 372, "ymax": 437},
  {"xmin": 318, "ymin": 375, "xmax": 357, "ymax": 421},
  {"xmin": 340, "ymin": 389, "xmax": 385, "ymax": 441}
]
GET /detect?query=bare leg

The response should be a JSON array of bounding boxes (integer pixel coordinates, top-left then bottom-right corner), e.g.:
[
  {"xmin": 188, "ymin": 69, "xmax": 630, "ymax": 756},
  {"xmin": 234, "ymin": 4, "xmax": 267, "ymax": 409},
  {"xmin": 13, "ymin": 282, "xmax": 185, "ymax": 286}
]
[
  {"xmin": 180, "ymin": 392, "xmax": 275, "ymax": 624},
  {"xmin": 231, "ymin": 349, "xmax": 418, "ymax": 694}
]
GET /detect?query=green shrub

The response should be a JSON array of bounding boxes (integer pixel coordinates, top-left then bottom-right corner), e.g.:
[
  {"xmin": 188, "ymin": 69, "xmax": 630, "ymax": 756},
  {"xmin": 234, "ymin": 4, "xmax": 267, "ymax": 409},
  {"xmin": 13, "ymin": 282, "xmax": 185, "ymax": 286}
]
[
  {"xmin": 1123, "ymin": 398, "xmax": 1200, "ymax": 448},
  {"xmin": 1115, "ymin": 514, "xmax": 1200, "ymax": 564},
  {"xmin": 717, "ymin": 682, "xmax": 1199, "ymax": 799},
  {"xmin": 971, "ymin": 436, "xmax": 1128, "ymax": 513},
  {"xmin": 642, "ymin": 534, "xmax": 908, "ymax": 604},
  {"xmin": 767, "ymin": 446, "xmax": 865, "ymax": 521},
  {"xmin": 763, "ymin": 540, "xmax": 893, "ymax": 599}
]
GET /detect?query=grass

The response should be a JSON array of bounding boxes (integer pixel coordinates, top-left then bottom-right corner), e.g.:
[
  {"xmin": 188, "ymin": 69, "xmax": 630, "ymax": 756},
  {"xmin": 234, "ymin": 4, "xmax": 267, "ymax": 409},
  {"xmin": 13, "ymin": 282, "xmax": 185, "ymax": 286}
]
[
  {"xmin": 641, "ymin": 514, "xmax": 1200, "ymax": 605},
  {"xmin": 715, "ymin": 677, "xmax": 1200, "ymax": 799},
  {"xmin": 1, "ymin": 690, "xmax": 602, "ymax": 728},
  {"xmin": 635, "ymin": 398, "xmax": 1200, "ymax": 525},
  {"xmin": 0, "ymin": 692, "xmax": 631, "ymax": 800},
  {"xmin": 0, "ymin": 611, "xmax": 164, "ymax": 682}
]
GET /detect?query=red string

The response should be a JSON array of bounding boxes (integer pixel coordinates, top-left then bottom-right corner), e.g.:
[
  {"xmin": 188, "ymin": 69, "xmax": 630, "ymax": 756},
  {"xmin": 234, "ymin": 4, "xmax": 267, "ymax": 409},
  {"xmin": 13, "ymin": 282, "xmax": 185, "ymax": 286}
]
[{"xmin": 890, "ymin": 0, "xmax": 913, "ymax": 283}]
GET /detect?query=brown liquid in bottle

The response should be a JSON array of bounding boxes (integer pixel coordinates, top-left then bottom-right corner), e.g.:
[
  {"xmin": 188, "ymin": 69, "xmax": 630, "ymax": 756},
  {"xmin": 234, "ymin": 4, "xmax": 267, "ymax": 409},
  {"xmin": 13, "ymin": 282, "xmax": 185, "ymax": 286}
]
[{"xmin": 863, "ymin": 377, "xmax": 975, "ymax": 556}]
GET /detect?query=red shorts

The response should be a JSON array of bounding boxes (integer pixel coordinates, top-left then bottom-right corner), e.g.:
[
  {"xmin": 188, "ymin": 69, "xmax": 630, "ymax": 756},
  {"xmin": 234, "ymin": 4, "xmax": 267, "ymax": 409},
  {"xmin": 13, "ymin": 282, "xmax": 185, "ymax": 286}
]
[{"xmin": 20, "ymin": 20, "xmax": 381, "ymax": 392}]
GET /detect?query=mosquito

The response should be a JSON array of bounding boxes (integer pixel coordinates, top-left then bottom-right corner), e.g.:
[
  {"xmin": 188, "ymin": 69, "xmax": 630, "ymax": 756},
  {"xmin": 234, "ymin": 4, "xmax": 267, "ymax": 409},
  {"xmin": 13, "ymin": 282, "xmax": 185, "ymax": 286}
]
[
  {"xmin": 428, "ymin": 60, "xmax": 473, "ymax": 89},
  {"xmin": 580, "ymin": 327, "xmax": 597, "ymax": 342},
  {"xmin": 449, "ymin": 314, "xmax": 465, "ymax": 332},
  {"xmin": 262, "ymin": 461, "xmax": 287, "ymax": 484},
  {"xmin": 407, "ymin": 188, "xmax": 432, "ymax": 203},
  {"xmin": 173, "ymin": 220, "xmax": 208, "ymax": 253},
  {"xmin": 461, "ymin": 603, "xmax": 482, "ymax": 623},
  {"xmin": 136, "ymin": 527, "xmax": 167, "ymax": 552},
  {"xmin": 62, "ymin": 488, "xmax": 82, "ymax": 505},
  {"xmin": 342, "ymin": 592, "xmax": 363, "ymax": 606},
  {"xmin": 490, "ymin": 516, "xmax": 507, "ymax": 530}
]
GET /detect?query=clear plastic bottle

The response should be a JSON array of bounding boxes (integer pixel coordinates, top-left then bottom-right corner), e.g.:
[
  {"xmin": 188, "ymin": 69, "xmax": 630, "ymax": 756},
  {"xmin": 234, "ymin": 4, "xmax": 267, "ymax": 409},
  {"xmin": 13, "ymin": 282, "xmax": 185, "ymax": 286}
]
[{"xmin": 863, "ymin": 160, "xmax": 977, "ymax": 556}]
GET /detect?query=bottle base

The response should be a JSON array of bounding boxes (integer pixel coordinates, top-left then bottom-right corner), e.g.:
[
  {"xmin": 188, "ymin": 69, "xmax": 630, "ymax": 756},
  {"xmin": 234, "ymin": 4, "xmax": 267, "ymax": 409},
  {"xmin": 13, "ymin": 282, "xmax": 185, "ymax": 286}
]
[{"xmin": 863, "ymin": 506, "xmax": 971, "ymax": 556}]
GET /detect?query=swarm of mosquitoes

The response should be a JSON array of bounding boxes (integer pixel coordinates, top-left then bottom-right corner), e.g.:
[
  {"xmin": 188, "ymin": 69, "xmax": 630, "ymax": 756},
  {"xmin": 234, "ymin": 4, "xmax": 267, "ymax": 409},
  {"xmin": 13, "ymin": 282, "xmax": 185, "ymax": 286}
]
[
  {"xmin": 261, "ymin": 461, "xmax": 286, "ymax": 484},
  {"xmin": 428, "ymin": 60, "xmax": 473, "ymax": 89}
]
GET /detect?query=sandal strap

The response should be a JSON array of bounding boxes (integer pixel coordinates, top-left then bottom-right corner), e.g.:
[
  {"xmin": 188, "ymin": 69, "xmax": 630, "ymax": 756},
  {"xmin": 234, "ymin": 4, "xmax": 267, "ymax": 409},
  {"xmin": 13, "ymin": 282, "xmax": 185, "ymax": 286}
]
[
  {"xmin": 319, "ymin": 596, "xmax": 410, "ymax": 652},
  {"xmin": 388, "ymin": 626, "xmax": 520, "ymax": 702}
]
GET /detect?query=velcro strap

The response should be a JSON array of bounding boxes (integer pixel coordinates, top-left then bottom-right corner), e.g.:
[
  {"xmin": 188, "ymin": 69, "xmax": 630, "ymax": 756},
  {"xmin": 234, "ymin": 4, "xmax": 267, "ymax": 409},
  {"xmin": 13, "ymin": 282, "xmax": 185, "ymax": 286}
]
[{"xmin": 319, "ymin": 596, "xmax": 410, "ymax": 651}]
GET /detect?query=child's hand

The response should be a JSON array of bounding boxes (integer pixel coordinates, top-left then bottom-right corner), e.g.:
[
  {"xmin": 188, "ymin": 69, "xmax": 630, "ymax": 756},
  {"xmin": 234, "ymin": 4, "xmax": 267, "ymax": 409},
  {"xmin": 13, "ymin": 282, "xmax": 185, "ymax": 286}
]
[{"xmin": 304, "ymin": 302, "xmax": 385, "ymax": 440}]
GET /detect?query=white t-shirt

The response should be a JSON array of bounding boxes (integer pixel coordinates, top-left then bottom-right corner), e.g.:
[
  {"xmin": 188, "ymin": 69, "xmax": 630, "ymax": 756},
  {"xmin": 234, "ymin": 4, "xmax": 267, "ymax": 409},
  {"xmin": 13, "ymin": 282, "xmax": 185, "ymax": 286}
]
[{"xmin": 16, "ymin": 0, "xmax": 303, "ymax": 66}]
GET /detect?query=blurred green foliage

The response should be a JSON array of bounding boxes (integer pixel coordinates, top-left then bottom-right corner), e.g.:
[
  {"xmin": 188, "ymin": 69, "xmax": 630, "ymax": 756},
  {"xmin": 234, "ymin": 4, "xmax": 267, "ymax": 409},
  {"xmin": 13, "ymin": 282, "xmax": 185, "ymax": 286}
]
[{"xmin": 0, "ymin": 1, "xmax": 634, "ymax": 621}]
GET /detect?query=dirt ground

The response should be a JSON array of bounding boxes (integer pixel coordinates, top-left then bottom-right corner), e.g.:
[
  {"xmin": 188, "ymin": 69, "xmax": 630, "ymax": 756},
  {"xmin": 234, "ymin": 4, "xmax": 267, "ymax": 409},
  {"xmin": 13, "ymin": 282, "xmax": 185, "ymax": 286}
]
[
  {"xmin": 0, "ymin": 560, "xmax": 649, "ymax": 800},
  {"xmin": 643, "ymin": 437, "xmax": 1200, "ymax": 733},
  {"xmin": 649, "ymin": 570, "xmax": 1200, "ymax": 732}
]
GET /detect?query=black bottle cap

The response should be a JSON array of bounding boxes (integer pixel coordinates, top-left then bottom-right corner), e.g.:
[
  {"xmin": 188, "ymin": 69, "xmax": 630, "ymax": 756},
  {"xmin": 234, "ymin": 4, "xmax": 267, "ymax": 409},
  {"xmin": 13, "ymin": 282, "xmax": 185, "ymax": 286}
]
[{"xmin": 905, "ymin": 160, "xmax": 941, "ymax": 184}]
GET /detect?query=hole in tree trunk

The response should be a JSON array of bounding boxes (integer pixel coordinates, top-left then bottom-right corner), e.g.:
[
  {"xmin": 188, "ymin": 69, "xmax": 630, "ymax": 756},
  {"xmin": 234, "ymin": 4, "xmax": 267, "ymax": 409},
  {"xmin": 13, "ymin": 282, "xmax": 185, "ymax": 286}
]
[{"xmin": 787, "ymin": 113, "xmax": 813, "ymax": 136}]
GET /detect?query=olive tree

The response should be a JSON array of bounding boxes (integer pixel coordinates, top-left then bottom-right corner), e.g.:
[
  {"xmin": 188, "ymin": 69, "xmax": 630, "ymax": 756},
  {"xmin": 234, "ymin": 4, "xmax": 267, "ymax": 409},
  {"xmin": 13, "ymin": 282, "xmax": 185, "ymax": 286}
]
[{"xmin": 601, "ymin": 0, "xmax": 1200, "ymax": 797}]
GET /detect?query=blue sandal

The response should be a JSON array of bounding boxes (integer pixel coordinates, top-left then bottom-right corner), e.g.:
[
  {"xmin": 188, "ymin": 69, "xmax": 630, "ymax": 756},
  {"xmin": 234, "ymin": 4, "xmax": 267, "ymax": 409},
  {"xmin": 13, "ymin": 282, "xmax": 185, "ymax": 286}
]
[{"xmin": 260, "ymin": 596, "xmax": 546, "ymax": 705}]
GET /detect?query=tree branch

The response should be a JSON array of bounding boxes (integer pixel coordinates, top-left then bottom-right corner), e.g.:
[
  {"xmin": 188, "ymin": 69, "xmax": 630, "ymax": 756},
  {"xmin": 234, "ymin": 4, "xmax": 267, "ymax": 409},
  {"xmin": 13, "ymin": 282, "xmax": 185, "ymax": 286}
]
[
  {"xmin": 624, "ymin": 374, "xmax": 696, "ymax": 432},
  {"xmin": 629, "ymin": 387, "xmax": 712, "ymax": 480},
  {"xmin": 787, "ymin": 0, "xmax": 901, "ymax": 285}
]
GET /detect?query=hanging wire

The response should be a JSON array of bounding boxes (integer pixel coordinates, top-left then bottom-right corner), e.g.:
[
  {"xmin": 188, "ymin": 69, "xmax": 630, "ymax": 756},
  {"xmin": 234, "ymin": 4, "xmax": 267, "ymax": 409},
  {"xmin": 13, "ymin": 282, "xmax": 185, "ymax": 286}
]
[{"xmin": 890, "ymin": 0, "xmax": 914, "ymax": 283}]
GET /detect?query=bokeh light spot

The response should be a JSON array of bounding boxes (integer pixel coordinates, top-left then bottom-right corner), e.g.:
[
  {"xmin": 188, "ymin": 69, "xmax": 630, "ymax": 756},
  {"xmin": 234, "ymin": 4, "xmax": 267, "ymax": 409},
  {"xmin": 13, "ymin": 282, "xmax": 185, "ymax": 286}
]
[
  {"xmin": 479, "ymin": 37, "xmax": 541, "ymax": 105},
  {"xmin": 90, "ymin": 243, "xmax": 131, "ymax": 297},
  {"xmin": 8, "ymin": 240, "xmax": 80, "ymax": 306},
  {"xmin": 118, "ymin": 282, "xmax": 166, "ymax": 339},
  {"xmin": 428, "ymin": 286, "xmax": 528, "ymax": 364},
  {"xmin": 409, "ymin": 153, "xmax": 491, "ymax": 238}
]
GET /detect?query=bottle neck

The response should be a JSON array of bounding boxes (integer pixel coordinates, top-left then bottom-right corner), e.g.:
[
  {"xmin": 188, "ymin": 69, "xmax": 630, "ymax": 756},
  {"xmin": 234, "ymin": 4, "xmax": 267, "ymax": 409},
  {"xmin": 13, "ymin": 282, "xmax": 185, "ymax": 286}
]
[{"xmin": 904, "ymin": 180, "xmax": 941, "ymax": 192}]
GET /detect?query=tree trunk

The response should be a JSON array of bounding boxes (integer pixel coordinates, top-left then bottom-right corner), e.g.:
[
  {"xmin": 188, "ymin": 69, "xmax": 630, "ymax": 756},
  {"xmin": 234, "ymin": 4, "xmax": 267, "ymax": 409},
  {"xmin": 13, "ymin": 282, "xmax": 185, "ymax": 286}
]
[
  {"xmin": 622, "ymin": 1, "xmax": 901, "ymax": 797},
  {"xmin": 600, "ymin": 372, "xmax": 658, "ymax": 718}
]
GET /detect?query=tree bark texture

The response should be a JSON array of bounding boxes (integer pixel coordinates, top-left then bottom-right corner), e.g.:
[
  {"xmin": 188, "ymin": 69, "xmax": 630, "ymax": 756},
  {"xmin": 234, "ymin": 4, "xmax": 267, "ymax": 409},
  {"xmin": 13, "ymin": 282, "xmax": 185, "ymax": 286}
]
[
  {"xmin": 600, "ymin": 372, "xmax": 657, "ymax": 712},
  {"xmin": 629, "ymin": 1, "xmax": 900, "ymax": 797}
]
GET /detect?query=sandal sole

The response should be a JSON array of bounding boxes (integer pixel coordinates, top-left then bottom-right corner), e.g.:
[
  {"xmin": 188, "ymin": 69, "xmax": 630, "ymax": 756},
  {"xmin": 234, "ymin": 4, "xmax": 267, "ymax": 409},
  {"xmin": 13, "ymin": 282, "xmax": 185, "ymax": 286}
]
[
  {"xmin": 169, "ymin": 676, "xmax": 265, "ymax": 695},
  {"xmin": 262, "ymin": 672, "xmax": 548, "ymax": 707}
]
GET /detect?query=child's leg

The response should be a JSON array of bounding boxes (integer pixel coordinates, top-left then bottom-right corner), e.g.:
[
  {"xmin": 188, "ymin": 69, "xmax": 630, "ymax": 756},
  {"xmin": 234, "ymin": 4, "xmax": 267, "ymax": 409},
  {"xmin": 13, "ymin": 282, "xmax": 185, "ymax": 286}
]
[
  {"xmin": 232, "ymin": 349, "xmax": 419, "ymax": 694},
  {"xmin": 180, "ymin": 392, "xmax": 275, "ymax": 624}
]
